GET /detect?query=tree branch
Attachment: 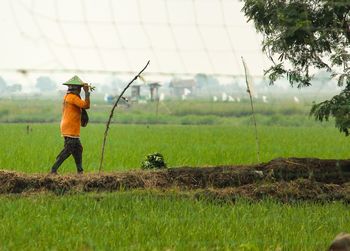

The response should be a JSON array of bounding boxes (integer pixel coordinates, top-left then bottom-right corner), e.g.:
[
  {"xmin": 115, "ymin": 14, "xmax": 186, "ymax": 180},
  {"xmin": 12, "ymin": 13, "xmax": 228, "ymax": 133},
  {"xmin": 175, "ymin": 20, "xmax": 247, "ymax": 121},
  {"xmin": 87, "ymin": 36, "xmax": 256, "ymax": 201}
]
[{"xmin": 99, "ymin": 60, "xmax": 150, "ymax": 173}]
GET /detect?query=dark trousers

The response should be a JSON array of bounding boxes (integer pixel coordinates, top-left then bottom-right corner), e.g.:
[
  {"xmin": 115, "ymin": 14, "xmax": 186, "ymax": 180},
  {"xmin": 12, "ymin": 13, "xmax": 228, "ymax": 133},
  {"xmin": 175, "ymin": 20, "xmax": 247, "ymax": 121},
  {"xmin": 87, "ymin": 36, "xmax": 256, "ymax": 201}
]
[{"xmin": 51, "ymin": 137, "xmax": 83, "ymax": 173}]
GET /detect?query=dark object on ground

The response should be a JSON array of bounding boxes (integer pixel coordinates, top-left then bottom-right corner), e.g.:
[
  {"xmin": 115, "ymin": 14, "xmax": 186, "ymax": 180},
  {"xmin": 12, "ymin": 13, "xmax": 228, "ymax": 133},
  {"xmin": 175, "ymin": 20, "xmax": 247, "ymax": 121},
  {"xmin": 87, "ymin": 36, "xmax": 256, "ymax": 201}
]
[
  {"xmin": 141, "ymin": 152, "xmax": 167, "ymax": 169},
  {"xmin": 328, "ymin": 232, "xmax": 350, "ymax": 251}
]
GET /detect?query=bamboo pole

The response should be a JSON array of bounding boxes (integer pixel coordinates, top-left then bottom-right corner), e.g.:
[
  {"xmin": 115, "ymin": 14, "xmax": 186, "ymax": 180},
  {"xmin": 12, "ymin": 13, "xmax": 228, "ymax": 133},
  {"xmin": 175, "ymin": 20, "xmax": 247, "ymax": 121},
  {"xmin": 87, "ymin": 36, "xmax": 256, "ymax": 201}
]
[{"xmin": 99, "ymin": 60, "xmax": 150, "ymax": 173}]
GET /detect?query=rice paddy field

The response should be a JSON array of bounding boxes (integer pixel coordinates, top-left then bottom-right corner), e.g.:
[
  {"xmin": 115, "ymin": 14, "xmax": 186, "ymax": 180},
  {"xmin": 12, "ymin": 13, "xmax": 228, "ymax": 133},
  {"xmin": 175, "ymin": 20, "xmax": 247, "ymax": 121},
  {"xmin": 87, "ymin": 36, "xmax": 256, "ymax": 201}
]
[
  {"xmin": 1, "ymin": 192, "xmax": 349, "ymax": 250},
  {"xmin": 0, "ymin": 123, "xmax": 349, "ymax": 174},
  {"xmin": 0, "ymin": 99, "xmax": 349, "ymax": 250}
]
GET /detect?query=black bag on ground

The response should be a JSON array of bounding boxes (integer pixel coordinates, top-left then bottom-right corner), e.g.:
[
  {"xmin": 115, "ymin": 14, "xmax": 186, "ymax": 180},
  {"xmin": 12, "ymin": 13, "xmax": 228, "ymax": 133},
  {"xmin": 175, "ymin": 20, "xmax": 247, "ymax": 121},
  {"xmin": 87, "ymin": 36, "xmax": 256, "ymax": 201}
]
[{"xmin": 81, "ymin": 109, "xmax": 89, "ymax": 127}]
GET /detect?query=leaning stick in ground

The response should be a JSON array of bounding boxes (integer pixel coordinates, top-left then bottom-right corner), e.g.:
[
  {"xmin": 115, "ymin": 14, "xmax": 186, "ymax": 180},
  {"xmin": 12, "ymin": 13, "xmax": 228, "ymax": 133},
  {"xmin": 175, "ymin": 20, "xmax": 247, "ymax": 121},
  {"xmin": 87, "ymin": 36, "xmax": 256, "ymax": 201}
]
[
  {"xmin": 241, "ymin": 57, "xmax": 260, "ymax": 163},
  {"xmin": 99, "ymin": 60, "xmax": 150, "ymax": 173}
]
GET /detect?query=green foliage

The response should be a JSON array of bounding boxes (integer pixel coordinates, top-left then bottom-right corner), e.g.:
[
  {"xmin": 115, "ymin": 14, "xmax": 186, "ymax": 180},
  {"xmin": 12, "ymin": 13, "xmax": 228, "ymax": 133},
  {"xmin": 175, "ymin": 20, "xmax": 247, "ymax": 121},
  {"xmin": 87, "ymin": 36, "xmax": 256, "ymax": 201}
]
[
  {"xmin": 242, "ymin": 0, "xmax": 350, "ymax": 134},
  {"xmin": 141, "ymin": 152, "xmax": 167, "ymax": 169},
  {"xmin": 243, "ymin": 0, "xmax": 349, "ymax": 86},
  {"xmin": 310, "ymin": 86, "xmax": 350, "ymax": 135}
]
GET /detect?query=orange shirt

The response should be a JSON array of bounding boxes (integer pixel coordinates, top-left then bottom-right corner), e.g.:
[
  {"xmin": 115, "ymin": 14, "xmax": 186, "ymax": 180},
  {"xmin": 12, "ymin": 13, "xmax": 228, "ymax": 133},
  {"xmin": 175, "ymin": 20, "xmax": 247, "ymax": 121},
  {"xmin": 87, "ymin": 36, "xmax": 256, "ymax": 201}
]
[{"xmin": 60, "ymin": 93, "xmax": 90, "ymax": 137}]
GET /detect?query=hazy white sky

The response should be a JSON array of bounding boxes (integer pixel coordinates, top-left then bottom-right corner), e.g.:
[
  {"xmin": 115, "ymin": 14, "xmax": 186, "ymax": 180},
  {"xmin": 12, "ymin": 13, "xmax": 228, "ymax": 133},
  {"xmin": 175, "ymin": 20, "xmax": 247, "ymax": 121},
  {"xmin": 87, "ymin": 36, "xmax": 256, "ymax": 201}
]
[{"xmin": 0, "ymin": 0, "xmax": 270, "ymax": 86}]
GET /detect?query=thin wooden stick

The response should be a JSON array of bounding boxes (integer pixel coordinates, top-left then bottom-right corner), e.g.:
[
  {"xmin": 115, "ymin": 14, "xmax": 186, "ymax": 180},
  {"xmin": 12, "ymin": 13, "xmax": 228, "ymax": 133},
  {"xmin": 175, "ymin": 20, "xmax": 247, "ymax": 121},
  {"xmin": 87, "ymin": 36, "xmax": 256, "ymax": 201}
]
[
  {"xmin": 241, "ymin": 57, "xmax": 260, "ymax": 163},
  {"xmin": 99, "ymin": 60, "xmax": 150, "ymax": 173},
  {"xmin": 155, "ymin": 95, "xmax": 160, "ymax": 119}
]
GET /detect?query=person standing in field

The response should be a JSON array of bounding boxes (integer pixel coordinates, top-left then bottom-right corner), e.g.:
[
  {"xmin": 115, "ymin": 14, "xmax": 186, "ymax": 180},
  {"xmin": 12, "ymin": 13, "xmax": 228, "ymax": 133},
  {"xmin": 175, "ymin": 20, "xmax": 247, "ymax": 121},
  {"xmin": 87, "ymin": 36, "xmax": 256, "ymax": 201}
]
[{"xmin": 50, "ymin": 75, "xmax": 91, "ymax": 175}]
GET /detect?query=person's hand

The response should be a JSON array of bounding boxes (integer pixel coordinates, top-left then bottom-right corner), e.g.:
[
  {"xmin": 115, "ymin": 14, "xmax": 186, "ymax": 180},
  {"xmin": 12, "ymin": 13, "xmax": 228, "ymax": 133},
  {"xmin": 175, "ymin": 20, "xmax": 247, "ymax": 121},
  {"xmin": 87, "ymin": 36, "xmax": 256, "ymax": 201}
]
[{"xmin": 83, "ymin": 83, "xmax": 89, "ymax": 93}]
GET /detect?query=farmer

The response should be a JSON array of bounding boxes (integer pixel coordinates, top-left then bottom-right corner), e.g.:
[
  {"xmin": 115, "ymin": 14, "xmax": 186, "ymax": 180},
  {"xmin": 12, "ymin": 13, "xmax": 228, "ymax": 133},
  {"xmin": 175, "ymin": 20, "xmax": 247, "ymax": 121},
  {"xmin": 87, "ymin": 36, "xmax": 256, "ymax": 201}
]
[{"xmin": 50, "ymin": 75, "xmax": 91, "ymax": 174}]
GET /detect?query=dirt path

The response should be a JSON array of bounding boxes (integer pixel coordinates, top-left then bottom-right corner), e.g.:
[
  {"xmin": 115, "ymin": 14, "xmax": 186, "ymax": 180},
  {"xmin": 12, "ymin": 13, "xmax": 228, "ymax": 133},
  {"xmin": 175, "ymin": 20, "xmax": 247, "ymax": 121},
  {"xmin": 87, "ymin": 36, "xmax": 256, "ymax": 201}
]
[{"xmin": 1, "ymin": 157, "xmax": 350, "ymax": 202}]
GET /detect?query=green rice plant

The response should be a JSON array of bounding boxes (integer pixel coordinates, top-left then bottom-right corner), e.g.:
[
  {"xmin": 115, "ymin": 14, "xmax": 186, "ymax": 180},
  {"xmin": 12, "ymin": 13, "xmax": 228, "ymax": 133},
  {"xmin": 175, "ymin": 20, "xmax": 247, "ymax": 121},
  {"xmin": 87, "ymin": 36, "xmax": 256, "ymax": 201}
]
[
  {"xmin": 0, "ymin": 122, "xmax": 348, "ymax": 173},
  {"xmin": 0, "ymin": 192, "xmax": 348, "ymax": 250}
]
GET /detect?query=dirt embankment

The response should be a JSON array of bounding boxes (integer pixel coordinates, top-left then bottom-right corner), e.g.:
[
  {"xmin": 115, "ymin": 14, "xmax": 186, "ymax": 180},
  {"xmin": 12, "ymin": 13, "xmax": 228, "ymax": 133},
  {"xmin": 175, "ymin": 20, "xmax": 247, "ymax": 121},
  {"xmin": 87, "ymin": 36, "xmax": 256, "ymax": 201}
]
[{"xmin": 2, "ymin": 157, "xmax": 350, "ymax": 202}]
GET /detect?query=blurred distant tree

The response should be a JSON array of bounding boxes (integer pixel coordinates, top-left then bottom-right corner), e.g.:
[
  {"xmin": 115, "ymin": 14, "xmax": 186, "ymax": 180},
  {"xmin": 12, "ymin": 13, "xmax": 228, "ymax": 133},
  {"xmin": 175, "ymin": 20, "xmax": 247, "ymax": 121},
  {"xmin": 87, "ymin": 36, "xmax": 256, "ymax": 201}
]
[
  {"xmin": 195, "ymin": 73, "xmax": 219, "ymax": 89},
  {"xmin": 110, "ymin": 77, "xmax": 123, "ymax": 89},
  {"xmin": 36, "ymin": 76, "xmax": 57, "ymax": 92},
  {"xmin": 313, "ymin": 71, "xmax": 333, "ymax": 87},
  {"xmin": 7, "ymin": 84, "xmax": 22, "ymax": 93},
  {"xmin": 0, "ymin": 76, "xmax": 7, "ymax": 92},
  {"xmin": 97, "ymin": 77, "xmax": 124, "ymax": 94},
  {"xmin": 242, "ymin": 0, "xmax": 350, "ymax": 135}
]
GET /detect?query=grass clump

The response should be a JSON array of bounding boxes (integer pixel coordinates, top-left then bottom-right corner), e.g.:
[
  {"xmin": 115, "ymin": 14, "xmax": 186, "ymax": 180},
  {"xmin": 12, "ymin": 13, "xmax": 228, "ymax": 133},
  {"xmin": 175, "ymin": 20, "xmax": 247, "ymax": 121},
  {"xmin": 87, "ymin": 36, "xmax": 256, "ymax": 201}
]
[{"xmin": 141, "ymin": 152, "xmax": 167, "ymax": 169}]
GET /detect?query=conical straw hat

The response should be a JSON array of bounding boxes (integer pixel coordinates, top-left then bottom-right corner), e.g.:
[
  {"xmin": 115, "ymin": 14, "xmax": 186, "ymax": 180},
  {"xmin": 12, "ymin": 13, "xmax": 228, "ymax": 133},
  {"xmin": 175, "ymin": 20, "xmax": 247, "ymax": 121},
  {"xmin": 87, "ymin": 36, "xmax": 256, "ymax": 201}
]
[{"xmin": 62, "ymin": 75, "xmax": 85, "ymax": 86}]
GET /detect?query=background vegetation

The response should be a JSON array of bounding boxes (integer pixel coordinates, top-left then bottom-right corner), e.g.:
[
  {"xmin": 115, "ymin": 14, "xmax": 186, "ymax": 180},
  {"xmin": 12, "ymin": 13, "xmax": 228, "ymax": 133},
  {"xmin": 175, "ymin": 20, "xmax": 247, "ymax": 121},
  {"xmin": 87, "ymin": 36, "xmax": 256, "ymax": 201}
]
[{"xmin": 0, "ymin": 98, "xmax": 332, "ymax": 126}]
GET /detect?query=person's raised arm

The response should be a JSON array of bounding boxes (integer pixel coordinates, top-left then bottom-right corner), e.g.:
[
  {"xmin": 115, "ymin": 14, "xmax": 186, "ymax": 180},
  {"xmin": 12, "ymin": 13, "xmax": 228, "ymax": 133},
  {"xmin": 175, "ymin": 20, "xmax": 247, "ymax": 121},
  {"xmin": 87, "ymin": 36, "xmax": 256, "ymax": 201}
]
[
  {"xmin": 70, "ymin": 84, "xmax": 90, "ymax": 109},
  {"xmin": 82, "ymin": 83, "xmax": 90, "ymax": 108}
]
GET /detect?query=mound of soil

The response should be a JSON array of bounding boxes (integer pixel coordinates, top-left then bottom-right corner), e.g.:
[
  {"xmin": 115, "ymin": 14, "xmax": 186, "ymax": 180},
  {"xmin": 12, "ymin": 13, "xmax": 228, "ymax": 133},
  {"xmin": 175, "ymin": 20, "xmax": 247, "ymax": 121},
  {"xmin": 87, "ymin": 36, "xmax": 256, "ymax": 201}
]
[{"xmin": 1, "ymin": 157, "xmax": 350, "ymax": 202}]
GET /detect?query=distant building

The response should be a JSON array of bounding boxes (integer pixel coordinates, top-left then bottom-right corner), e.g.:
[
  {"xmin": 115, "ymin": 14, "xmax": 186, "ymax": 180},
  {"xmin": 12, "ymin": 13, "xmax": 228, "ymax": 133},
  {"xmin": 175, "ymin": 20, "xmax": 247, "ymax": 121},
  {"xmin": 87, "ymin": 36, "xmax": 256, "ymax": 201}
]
[
  {"xmin": 129, "ymin": 82, "xmax": 162, "ymax": 102},
  {"xmin": 131, "ymin": 84, "xmax": 141, "ymax": 101},
  {"xmin": 169, "ymin": 79, "xmax": 196, "ymax": 97},
  {"xmin": 148, "ymin": 82, "xmax": 161, "ymax": 101}
]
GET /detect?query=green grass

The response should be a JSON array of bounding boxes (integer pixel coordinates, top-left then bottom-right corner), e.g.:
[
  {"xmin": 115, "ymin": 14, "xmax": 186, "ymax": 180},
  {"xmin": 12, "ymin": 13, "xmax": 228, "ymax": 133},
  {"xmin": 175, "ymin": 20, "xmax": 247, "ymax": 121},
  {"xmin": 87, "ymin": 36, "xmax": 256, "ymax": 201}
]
[
  {"xmin": 0, "ymin": 191, "xmax": 348, "ymax": 250},
  {"xmin": 0, "ymin": 123, "xmax": 348, "ymax": 173}
]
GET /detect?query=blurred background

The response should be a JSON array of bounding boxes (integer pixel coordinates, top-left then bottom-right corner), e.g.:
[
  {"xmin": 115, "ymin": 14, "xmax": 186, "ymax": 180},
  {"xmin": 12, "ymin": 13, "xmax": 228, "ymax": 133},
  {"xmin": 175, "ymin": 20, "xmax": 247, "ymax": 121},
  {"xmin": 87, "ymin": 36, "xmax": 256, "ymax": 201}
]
[
  {"xmin": 0, "ymin": 0, "xmax": 342, "ymax": 126},
  {"xmin": 0, "ymin": 0, "xmax": 340, "ymax": 99}
]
